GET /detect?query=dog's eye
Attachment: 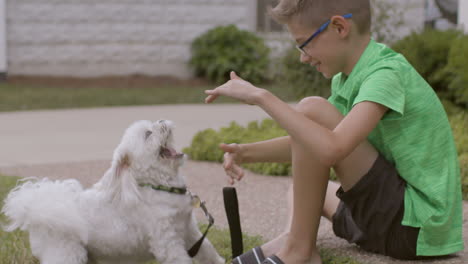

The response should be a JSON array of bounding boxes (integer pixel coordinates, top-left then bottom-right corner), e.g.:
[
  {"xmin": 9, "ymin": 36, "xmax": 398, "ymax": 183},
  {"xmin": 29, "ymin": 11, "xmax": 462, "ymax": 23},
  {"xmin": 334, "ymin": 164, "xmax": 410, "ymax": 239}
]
[{"xmin": 145, "ymin": 130, "xmax": 152, "ymax": 139}]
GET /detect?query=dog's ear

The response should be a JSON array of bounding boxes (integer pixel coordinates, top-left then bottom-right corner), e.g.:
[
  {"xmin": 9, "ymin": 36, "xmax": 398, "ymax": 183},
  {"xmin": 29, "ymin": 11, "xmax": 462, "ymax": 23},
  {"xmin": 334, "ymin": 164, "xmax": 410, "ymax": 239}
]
[{"xmin": 102, "ymin": 153, "xmax": 141, "ymax": 206}]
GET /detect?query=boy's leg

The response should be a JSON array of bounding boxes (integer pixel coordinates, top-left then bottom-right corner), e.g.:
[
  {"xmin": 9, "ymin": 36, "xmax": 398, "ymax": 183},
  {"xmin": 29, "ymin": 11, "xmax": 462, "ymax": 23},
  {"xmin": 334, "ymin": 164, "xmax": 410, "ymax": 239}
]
[
  {"xmin": 268, "ymin": 97, "xmax": 380, "ymax": 263},
  {"xmin": 293, "ymin": 97, "xmax": 381, "ymax": 220}
]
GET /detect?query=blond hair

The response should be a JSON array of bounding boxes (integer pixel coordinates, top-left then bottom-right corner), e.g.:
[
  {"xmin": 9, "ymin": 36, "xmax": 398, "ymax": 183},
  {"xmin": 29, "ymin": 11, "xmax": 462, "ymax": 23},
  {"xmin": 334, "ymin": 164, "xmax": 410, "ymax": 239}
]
[{"xmin": 269, "ymin": 0, "xmax": 371, "ymax": 34}]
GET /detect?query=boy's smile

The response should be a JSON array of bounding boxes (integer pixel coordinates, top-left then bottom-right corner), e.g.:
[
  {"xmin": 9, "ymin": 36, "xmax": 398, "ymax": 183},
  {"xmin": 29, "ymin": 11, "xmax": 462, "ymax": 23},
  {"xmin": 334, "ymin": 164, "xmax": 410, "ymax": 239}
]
[{"xmin": 287, "ymin": 15, "xmax": 369, "ymax": 79}]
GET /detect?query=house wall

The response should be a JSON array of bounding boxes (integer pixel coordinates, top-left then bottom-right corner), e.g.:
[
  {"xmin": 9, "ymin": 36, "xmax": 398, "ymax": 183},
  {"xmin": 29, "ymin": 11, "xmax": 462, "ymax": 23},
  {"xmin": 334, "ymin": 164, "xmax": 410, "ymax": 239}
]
[
  {"xmin": 391, "ymin": 0, "xmax": 425, "ymax": 40},
  {"xmin": 459, "ymin": 0, "xmax": 468, "ymax": 33},
  {"xmin": 6, "ymin": 0, "xmax": 255, "ymax": 78},
  {"xmin": 0, "ymin": 0, "xmax": 6, "ymax": 77},
  {"xmin": 4, "ymin": 0, "xmax": 428, "ymax": 78}
]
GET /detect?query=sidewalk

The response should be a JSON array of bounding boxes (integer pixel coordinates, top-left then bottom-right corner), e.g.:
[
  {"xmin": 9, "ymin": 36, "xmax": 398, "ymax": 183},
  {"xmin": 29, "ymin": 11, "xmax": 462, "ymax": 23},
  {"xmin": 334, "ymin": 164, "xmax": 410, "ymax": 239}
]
[
  {"xmin": 0, "ymin": 105, "xmax": 466, "ymax": 264},
  {"xmin": 0, "ymin": 104, "xmax": 269, "ymax": 167}
]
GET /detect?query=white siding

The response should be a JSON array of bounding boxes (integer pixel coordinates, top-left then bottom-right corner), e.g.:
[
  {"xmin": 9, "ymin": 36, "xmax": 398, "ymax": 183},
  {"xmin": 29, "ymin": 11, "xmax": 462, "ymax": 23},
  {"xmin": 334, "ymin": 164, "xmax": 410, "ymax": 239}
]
[
  {"xmin": 459, "ymin": 0, "xmax": 468, "ymax": 33},
  {"xmin": 4, "ymin": 0, "xmax": 430, "ymax": 78},
  {"xmin": 394, "ymin": 0, "xmax": 425, "ymax": 39},
  {"xmin": 0, "ymin": 0, "xmax": 6, "ymax": 74},
  {"xmin": 6, "ymin": 0, "xmax": 252, "ymax": 78}
]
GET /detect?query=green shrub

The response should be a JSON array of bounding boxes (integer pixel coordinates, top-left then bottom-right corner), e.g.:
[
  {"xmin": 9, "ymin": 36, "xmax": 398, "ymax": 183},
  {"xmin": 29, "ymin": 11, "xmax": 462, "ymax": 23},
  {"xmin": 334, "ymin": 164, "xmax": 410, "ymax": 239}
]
[
  {"xmin": 448, "ymin": 107, "xmax": 468, "ymax": 156},
  {"xmin": 275, "ymin": 45, "xmax": 331, "ymax": 99},
  {"xmin": 443, "ymin": 36, "xmax": 468, "ymax": 107},
  {"xmin": 457, "ymin": 159, "xmax": 467, "ymax": 192},
  {"xmin": 189, "ymin": 25, "xmax": 270, "ymax": 84},
  {"xmin": 392, "ymin": 30, "xmax": 461, "ymax": 94},
  {"xmin": 442, "ymin": 100, "xmax": 467, "ymax": 199},
  {"xmin": 183, "ymin": 119, "xmax": 291, "ymax": 176}
]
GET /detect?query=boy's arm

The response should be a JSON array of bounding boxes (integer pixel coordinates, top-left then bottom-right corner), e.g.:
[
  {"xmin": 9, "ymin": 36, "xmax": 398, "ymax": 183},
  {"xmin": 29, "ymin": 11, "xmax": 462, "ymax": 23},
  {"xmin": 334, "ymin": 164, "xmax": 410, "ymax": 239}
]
[
  {"xmin": 240, "ymin": 136, "xmax": 291, "ymax": 163},
  {"xmin": 205, "ymin": 72, "xmax": 388, "ymax": 166},
  {"xmin": 257, "ymin": 90, "xmax": 388, "ymax": 166}
]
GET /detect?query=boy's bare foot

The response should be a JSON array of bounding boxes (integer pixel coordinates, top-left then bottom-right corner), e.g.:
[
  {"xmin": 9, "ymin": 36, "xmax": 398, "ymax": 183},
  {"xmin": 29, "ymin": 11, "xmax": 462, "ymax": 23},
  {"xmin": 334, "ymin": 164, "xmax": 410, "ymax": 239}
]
[
  {"xmin": 273, "ymin": 237, "xmax": 322, "ymax": 264},
  {"xmin": 261, "ymin": 232, "xmax": 289, "ymax": 257},
  {"xmin": 276, "ymin": 250, "xmax": 322, "ymax": 264},
  {"xmin": 259, "ymin": 233, "xmax": 323, "ymax": 264}
]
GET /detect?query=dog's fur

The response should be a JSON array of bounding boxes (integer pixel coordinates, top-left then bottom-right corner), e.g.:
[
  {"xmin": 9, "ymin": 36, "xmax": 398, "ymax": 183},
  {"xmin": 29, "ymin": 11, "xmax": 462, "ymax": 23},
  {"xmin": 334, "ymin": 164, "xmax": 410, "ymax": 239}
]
[{"xmin": 2, "ymin": 120, "xmax": 225, "ymax": 264}]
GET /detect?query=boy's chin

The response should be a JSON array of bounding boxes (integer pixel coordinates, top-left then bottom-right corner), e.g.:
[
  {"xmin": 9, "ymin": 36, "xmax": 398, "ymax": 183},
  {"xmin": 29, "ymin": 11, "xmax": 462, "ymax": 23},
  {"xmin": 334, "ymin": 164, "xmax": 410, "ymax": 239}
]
[{"xmin": 320, "ymin": 71, "xmax": 333, "ymax": 79}]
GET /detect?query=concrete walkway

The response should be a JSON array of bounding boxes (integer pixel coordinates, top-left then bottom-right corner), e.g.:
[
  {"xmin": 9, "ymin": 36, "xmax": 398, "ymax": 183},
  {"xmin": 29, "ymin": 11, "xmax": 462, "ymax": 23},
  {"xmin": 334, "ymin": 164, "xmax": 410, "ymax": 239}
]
[
  {"xmin": 0, "ymin": 105, "xmax": 466, "ymax": 264},
  {"xmin": 0, "ymin": 104, "xmax": 269, "ymax": 167}
]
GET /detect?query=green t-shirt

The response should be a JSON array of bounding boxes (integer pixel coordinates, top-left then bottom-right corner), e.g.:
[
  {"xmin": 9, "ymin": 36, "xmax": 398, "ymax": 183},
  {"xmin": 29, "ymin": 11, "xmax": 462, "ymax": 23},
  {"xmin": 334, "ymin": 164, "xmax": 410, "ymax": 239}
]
[{"xmin": 328, "ymin": 39, "xmax": 463, "ymax": 256}]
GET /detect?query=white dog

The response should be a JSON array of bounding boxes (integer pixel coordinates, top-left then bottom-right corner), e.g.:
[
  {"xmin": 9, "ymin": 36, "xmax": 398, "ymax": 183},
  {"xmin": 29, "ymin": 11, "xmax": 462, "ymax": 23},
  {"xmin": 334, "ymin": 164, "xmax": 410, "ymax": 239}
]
[{"xmin": 2, "ymin": 120, "xmax": 225, "ymax": 264}]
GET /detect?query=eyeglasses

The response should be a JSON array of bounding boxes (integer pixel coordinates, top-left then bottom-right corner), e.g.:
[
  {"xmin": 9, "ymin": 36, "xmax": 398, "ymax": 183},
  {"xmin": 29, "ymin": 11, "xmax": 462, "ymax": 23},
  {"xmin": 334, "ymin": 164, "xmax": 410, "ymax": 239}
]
[{"xmin": 296, "ymin": 13, "xmax": 353, "ymax": 56}]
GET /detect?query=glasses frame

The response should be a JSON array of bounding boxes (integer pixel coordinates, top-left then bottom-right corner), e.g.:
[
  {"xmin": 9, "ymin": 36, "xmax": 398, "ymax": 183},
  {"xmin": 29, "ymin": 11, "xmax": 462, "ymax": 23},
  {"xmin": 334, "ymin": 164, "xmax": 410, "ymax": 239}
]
[{"xmin": 296, "ymin": 13, "xmax": 353, "ymax": 56}]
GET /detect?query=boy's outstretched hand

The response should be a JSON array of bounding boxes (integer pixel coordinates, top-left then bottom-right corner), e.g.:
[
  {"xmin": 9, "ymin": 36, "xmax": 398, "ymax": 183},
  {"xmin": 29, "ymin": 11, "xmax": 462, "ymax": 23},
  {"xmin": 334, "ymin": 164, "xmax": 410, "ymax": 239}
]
[
  {"xmin": 220, "ymin": 143, "xmax": 245, "ymax": 185},
  {"xmin": 204, "ymin": 71, "xmax": 266, "ymax": 105}
]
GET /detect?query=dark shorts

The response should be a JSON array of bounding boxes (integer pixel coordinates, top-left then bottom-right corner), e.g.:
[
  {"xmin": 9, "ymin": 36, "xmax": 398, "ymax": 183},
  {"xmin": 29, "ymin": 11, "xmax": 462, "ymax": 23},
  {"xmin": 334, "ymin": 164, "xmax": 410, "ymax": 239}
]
[{"xmin": 332, "ymin": 154, "xmax": 421, "ymax": 260}]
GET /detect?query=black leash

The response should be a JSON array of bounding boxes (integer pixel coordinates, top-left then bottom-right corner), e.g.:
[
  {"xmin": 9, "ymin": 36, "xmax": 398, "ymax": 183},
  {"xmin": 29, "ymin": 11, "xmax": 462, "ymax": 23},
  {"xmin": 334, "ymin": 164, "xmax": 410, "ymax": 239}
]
[
  {"xmin": 188, "ymin": 197, "xmax": 214, "ymax": 258},
  {"xmin": 223, "ymin": 187, "xmax": 244, "ymax": 258}
]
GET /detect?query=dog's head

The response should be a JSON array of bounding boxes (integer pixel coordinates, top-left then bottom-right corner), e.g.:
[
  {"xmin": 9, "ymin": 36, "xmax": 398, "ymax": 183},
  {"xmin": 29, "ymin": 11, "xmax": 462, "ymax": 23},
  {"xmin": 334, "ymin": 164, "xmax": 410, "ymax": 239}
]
[
  {"xmin": 100, "ymin": 120, "xmax": 186, "ymax": 205},
  {"xmin": 114, "ymin": 119, "xmax": 184, "ymax": 171}
]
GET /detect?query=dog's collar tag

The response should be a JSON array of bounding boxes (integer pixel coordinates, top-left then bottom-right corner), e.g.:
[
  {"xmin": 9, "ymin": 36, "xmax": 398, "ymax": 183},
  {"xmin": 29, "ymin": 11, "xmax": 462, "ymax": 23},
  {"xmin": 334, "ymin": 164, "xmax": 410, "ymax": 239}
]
[{"xmin": 191, "ymin": 195, "xmax": 201, "ymax": 208}]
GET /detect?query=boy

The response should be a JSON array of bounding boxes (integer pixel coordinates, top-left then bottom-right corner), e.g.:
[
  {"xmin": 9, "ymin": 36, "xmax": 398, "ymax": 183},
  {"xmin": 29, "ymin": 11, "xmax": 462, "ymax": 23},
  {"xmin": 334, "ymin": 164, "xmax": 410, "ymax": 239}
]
[{"xmin": 204, "ymin": 0, "xmax": 464, "ymax": 263}]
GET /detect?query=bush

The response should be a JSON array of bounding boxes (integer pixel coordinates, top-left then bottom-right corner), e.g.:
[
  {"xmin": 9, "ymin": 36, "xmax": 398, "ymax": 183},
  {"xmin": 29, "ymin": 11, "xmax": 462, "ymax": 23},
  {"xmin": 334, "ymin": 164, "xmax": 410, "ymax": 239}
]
[
  {"xmin": 183, "ymin": 119, "xmax": 291, "ymax": 176},
  {"xmin": 275, "ymin": 45, "xmax": 331, "ymax": 99},
  {"xmin": 189, "ymin": 25, "xmax": 270, "ymax": 84},
  {"xmin": 445, "ymin": 101, "xmax": 468, "ymax": 156},
  {"xmin": 461, "ymin": 154, "xmax": 468, "ymax": 200},
  {"xmin": 443, "ymin": 36, "xmax": 468, "ymax": 107},
  {"xmin": 392, "ymin": 29, "xmax": 462, "ymax": 94},
  {"xmin": 442, "ymin": 100, "xmax": 467, "ymax": 199}
]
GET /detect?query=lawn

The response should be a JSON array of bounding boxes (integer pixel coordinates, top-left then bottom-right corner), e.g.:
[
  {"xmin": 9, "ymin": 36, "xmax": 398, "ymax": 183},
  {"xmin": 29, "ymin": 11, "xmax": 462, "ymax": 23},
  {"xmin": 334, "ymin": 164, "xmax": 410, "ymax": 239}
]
[
  {"xmin": 0, "ymin": 76, "xmax": 298, "ymax": 112},
  {"xmin": 0, "ymin": 175, "xmax": 362, "ymax": 264}
]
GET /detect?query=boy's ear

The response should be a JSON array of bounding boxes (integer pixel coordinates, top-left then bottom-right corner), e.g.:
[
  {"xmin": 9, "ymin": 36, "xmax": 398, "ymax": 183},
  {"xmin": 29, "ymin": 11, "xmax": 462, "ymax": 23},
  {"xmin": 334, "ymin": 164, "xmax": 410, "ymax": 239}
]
[{"xmin": 330, "ymin": 16, "xmax": 351, "ymax": 37}]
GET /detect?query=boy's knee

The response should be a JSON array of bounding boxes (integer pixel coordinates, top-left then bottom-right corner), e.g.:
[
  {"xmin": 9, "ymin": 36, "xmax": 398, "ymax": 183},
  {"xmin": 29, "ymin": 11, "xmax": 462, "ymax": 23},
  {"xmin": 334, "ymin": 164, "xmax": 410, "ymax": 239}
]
[
  {"xmin": 296, "ymin": 96, "xmax": 343, "ymax": 128},
  {"xmin": 296, "ymin": 96, "xmax": 331, "ymax": 119}
]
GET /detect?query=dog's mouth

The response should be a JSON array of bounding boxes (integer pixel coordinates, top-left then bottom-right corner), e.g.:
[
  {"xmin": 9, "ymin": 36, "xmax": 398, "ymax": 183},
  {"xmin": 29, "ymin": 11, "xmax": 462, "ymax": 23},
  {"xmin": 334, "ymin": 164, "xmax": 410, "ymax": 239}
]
[{"xmin": 159, "ymin": 146, "xmax": 184, "ymax": 159}]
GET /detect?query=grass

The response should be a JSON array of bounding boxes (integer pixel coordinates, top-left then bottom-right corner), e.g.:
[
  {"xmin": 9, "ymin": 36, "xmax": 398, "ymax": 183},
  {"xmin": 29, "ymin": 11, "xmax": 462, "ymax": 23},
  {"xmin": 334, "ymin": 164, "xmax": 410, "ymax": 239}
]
[
  {"xmin": 0, "ymin": 175, "xmax": 363, "ymax": 264},
  {"xmin": 0, "ymin": 76, "xmax": 298, "ymax": 112},
  {"xmin": 0, "ymin": 81, "xmax": 215, "ymax": 112},
  {"xmin": 0, "ymin": 176, "xmax": 39, "ymax": 264}
]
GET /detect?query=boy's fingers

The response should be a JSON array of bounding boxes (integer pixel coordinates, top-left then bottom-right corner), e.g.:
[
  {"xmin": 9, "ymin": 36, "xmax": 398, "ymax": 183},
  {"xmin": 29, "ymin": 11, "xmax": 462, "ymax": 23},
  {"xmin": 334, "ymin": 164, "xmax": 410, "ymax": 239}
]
[
  {"xmin": 230, "ymin": 71, "xmax": 241, "ymax": 80},
  {"xmin": 226, "ymin": 170, "xmax": 237, "ymax": 184},
  {"xmin": 219, "ymin": 143, "xmax": 229, "ymax": 152},
  {"xmin": 204, "ymin": 94, "xmax": 218, "ymax": 104},
  {"xmin": 225, "ymin": 171, "xmax": 235, "ymax": 185},
  {"xmin": 205, "ymin": 86, "xmax": 227, "ymax": 103},
  {"xmin": 231, "ymin": 165, "xmax": 244, "ymax": 180},
  {"xmin": 223, "ymin": 157, "xmax": 233, "ymax": 169},
  {"xmin": 220, "ymin": 143, "xmax": 237, "ymax": 153}
]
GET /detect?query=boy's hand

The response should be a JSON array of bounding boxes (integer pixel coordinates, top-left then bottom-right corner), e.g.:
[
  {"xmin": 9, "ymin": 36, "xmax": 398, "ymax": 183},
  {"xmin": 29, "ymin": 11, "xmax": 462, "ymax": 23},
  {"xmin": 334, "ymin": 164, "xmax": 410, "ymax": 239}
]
[
  {"xmin": 205, "ymin": 71, "xmax": 265, "ymax": 105},
  {"xmin": 220, "ymin": 143, "xmax": 245, "ymax": 185}
]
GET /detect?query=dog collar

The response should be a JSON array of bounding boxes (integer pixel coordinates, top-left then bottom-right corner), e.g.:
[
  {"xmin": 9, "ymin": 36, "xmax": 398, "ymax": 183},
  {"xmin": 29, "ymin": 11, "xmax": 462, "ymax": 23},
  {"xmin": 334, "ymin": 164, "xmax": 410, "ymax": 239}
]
[{"xmin": 139, "ymin": 183, "xmax": 187, "ymax": 195}]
